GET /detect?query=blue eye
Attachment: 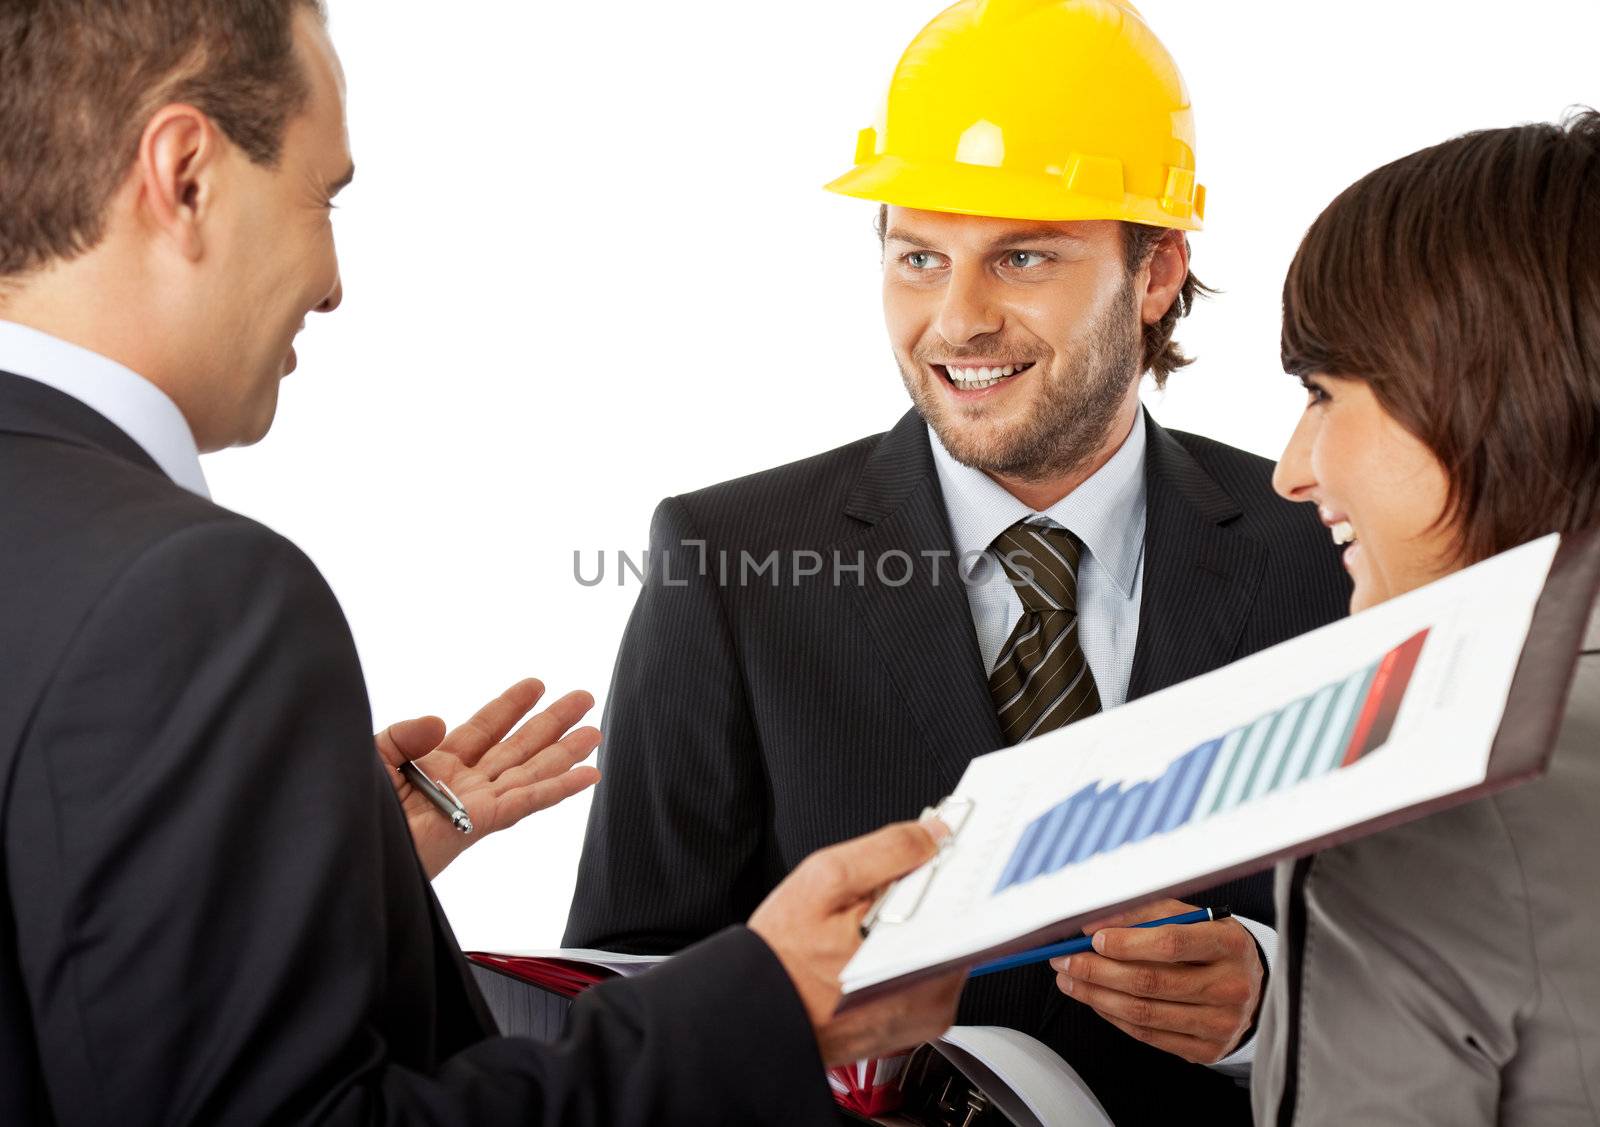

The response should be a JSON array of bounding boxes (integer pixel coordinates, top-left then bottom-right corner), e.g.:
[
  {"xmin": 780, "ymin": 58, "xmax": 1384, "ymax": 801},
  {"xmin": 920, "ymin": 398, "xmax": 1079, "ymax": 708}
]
[
  {"xmin": 1006, "ymin": 251, "xmax": 1047, "ymax": 268},
  {"xmin": 905, "ymin": 251, "xmax": 937, "ymax": 269}
]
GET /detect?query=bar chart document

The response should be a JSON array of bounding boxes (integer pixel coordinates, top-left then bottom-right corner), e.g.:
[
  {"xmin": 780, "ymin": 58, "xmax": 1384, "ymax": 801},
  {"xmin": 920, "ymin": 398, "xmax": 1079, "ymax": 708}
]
[{"xmin": 841, "ymin": 531, "xmax": 1600, "ymax": 1003}]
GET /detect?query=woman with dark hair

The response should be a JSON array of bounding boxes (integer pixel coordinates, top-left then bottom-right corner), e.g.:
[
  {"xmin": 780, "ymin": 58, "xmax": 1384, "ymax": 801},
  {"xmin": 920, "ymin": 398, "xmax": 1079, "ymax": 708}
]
[{"xmin": 1254, "ymin": 111, "xmax": 1600, "ymax": 1125}]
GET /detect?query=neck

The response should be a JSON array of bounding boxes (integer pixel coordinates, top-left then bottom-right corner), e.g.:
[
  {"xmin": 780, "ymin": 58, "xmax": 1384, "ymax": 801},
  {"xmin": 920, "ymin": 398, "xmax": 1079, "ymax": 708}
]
[
  {"xmin": 988, "ymin": 399, "xmax": 1140, "ymax": 511},
  {"xmin": 0, "ymin": 256, "xmax": 196, "ymax": 432}
]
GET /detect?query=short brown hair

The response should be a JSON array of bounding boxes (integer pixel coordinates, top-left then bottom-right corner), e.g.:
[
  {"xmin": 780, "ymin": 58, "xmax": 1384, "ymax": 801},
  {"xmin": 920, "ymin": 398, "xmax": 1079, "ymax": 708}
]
[
  {"xmin": 1281, "ymin": 109, "xmax": 1600, "ymax": 565},
  {"xmin": 875, "ymin": 204, "xmax": 1207, "ymax": 387},
  {"xmin": 0, "ymin": 0, "xmax": 324, "ymax": 279},
  {"xmin": 1121, "ymin": 222, "xmax": 1207, "ymax": 388}
]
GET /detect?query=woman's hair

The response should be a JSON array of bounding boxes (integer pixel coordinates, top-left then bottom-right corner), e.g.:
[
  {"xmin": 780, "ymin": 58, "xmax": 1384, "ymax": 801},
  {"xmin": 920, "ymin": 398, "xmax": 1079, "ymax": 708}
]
[{"xmin": 1281, "ymin": 109, "xmax": 1600, "ymax": 564}]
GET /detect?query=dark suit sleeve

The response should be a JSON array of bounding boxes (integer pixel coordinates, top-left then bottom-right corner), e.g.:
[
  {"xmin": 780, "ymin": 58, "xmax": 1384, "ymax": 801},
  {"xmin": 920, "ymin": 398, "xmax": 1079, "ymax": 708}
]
[
  {"xmin": 9, "ymin": 520, "xmax": 834, "ymax": 1126},
  {"xmin": 565, "ymin": 497, "xmax": 778, "ymax": 952}
]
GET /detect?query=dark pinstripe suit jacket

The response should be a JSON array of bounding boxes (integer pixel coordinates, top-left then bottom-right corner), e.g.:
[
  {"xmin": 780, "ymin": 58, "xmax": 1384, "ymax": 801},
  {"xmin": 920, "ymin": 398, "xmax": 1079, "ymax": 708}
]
[
  {"xmin": 0, "ymin": 372, "xmax": 837, "ymax": 1126},
  {"xmin": 566, "ymin": 407, "xmax": 1351, "ymax": 1123}
]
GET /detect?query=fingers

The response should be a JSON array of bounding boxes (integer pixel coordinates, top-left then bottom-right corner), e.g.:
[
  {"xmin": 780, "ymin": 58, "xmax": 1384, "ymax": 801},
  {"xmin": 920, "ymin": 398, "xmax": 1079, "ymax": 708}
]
[
  {"xmin": 1056, "ymin": 972, "xmax": 1217, "ymax": 1035},
  {"xmin": 1097, "ymin": 1011, "xmax": 1224, "ymax": 1066},
  {"xmin": 496, "ymin": 765, "xmax": 602, "ymax": 825},
  {"xmin": 1056, "ymin": 968, "xmax": 1245, "ymax": 1064},
  {"xmin": 475, "ymin": 690, "xmax": 596, "ymax": 779},
  {"xmin": 444, "ymin": 679, "xmax": 547, "ymax": 767},
  {"xmin": 1052, "ymin": 949, "xmax": 1252, "ymax": 1008},
  {"xmin": 1055, "ymin": 950, "xmax": 1201, "ymax": 1002},
  {"xmin": 1078, "ymin": 897, "xmax": 1193, "ymax": 936},
  {"xmin": 1088, "ymin": 919, "xmax": 1244, "ymax": 966},
  {"xmin": 802, "ymin": 819, "xmax": 947, "ymax": 913},
  {"xmin": 1055, "ymin": 907, "xmax": 1260, "ymax": 1067},
  {"xmin": 375, "ymin": 715, "xmax": 447, "ymax": 767},
  {"xmin": 1057, "ymin": 964, "xmax": 1245, "ymax": 1039},
  {"xmin": 491, "ymin": 726, "xmax": 602, "ymax": 795}
]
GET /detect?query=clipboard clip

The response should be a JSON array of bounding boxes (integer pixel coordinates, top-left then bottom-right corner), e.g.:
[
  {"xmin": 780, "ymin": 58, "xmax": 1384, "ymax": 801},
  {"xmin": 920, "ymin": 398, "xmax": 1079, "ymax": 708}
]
[{"xmin": 859, "ymin": 796, "xmax": 975, "ymax": 937}]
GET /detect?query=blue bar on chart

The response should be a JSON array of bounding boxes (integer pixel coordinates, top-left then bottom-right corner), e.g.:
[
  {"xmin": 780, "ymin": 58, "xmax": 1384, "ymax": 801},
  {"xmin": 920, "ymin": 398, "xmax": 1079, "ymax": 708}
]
[{"xmin": 992, "ymin": 629, "xmax": 1431, "ymax": 895}]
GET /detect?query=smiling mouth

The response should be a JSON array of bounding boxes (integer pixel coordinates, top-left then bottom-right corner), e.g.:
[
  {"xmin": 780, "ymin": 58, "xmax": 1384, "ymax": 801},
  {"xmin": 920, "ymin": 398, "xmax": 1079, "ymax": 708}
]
[{"xmin": 935, "ymin": 361, "xmax": 1036, "ymax": 391}]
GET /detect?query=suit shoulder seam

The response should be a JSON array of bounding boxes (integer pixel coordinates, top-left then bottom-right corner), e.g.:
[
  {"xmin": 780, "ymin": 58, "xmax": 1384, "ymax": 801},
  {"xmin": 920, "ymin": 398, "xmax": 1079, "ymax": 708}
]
[{"xmin": 674, "ymin": 431, "xmax": 886, "ymax": 508}]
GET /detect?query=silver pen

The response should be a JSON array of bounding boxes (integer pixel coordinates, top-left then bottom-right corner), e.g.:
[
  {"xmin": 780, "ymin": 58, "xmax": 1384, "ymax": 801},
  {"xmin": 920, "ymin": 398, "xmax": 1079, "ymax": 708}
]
[{"xmin": 398, "ymin": 760, "xmax": 473, "ymax": 834}]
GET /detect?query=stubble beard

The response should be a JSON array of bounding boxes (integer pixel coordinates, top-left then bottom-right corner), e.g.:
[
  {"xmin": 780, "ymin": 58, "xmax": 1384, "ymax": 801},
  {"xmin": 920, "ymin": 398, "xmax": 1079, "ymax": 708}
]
[{"xmin": 900, "ymin": 276, "xmax": 1144, "ymax": 483}]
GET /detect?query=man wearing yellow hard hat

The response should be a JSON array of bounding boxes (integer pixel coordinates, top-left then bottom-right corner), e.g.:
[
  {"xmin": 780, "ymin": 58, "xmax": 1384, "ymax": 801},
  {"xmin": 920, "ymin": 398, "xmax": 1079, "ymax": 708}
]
[{"xmin": 568, "ymin": 1, "xmax": 1349, "ymax": 1120}]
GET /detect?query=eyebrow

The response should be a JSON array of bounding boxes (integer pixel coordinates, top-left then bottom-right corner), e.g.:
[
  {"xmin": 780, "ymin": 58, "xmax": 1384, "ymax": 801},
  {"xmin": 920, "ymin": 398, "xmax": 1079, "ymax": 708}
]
[
  {"xmin": 883, "ymin": 225, "xmax": 1087, "ymax": 252},
  {"xmin": 326, "ymin": 162, "xmax": 356, "ymax": 197}
]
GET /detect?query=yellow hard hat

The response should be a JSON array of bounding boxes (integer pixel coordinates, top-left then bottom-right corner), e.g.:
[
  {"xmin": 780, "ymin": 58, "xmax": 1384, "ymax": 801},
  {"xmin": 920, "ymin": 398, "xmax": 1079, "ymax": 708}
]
[{"xmin": 824, "ymin": 0, "xmax": 1205, "ymax": 230}]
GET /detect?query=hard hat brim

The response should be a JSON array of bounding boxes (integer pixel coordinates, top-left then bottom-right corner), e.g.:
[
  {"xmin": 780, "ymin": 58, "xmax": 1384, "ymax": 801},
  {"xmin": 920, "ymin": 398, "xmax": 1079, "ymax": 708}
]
[{"xmin": 824, "ymin": 154, "xmax": 1203, "ymax": 232}]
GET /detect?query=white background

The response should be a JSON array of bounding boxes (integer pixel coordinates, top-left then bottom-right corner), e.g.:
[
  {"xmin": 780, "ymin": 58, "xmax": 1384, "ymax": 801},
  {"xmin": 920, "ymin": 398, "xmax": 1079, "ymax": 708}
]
[{"xmin": 202, "ymin": 0, "xmax": 1600, "ymax": 950}]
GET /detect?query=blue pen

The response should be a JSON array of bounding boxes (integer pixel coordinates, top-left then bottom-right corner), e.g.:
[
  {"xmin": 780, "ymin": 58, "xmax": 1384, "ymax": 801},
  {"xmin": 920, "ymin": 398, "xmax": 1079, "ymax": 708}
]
[{"xmin": 969, "ymin": 906, "xmax": 1227, "ymax": 978}]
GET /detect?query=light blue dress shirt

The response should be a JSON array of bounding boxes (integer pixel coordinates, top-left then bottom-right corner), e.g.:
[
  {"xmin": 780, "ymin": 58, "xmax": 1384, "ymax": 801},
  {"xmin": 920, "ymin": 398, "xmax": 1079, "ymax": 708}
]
[
  {"xmin": 929, "ymin": 414, "xmax": 1146, "ymax": 707},
  {"xmin": 927, "ymin": 411, "xmax": 1268, "ymax": 1076},
  {"xmin": 0, "ymin": 319, "xmax": 208, "ymax": 498}
]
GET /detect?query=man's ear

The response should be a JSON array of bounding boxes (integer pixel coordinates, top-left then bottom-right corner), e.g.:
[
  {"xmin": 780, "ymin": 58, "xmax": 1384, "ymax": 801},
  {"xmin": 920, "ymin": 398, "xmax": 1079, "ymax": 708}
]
[
  {"xmin": 134, "ymin": 104, "xmax": 223, "ymax": 262},
  {"xmin": 1139, "ymin": 229, "xmax": 1189, "ymax": 326}
]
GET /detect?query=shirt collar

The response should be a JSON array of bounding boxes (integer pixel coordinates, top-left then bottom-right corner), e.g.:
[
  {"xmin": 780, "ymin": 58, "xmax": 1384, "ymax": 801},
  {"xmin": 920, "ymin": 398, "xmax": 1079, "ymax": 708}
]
[
  {"xmin": 929, "ymin": 410, "xmax": 1147, "ymax": 597},
  {"xmin": 0, "ymin": 320, "xmax": 209, "ymax": 498}
]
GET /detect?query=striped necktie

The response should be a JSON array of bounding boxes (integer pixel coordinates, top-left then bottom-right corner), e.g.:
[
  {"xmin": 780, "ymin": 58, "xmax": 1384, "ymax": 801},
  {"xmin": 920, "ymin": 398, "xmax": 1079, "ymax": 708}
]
[{"xmin": 988, "ymin": 521, "xmax": 1102, "ymax": 745}]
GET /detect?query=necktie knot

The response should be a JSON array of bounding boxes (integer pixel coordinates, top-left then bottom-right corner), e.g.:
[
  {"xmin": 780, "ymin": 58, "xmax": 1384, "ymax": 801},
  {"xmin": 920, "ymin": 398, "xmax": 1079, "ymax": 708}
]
[
  {"xmin": 991, "ymin": 521, "xmax": 1084, "ymax": 614},
  {"xmin": 988, "ymin": 519, "xmax": 1101, "ymax": 744}
]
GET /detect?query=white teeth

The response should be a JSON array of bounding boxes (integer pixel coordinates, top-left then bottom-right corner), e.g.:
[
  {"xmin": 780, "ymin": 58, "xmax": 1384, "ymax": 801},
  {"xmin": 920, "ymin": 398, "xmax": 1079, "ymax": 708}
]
[
  {"xmin": 1331, "ymin": 520, "xmax": 1356, "ymax": 546},
  {"xmin": 946, "ymin": 363, "xmax": 1023, "ymax": 389}
]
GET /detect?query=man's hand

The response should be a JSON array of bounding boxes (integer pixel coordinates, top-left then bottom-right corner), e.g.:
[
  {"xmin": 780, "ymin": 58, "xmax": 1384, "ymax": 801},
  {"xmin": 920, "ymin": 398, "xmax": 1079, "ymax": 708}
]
[
  {"xmin": 1051, "ymin": 898, "xmax": 1263, "ymax": 1065},
  {"xmin": 376, "ymin": 678, "xmax": 601, "ymax": 879},
  {"xmin": 748, "ymin": 820, "xmax": 965, "ymax": 1066}
]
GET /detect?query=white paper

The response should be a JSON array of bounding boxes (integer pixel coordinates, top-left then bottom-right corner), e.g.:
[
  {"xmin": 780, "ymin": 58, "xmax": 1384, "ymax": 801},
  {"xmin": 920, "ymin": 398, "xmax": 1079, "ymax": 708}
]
[
  {"xmin": 934, "ymin": 1026, "xmax": 1113, "ymax": 1127},
  {"xmin": 843, "ymin": 535, "xmax": 1560, "ymax": 996}
]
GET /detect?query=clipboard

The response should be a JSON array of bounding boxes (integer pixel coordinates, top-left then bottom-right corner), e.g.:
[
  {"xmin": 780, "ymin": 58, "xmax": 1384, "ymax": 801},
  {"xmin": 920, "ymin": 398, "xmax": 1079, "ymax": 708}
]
[{"xmin": 843, "ymin": 528, "xmax": 1600, "ymax": 1008}]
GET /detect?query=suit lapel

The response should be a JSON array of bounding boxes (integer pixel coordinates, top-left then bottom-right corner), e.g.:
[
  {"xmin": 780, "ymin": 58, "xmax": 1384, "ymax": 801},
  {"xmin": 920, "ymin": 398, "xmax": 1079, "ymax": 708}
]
[
  {"xmin": 842, "ymin": 410, "xmax": 1004, "ymax": 785},
  {"xmin": 837, "ymin": 411, "xmax": 1270, "ymax": 779},
  {"xmin": 1127, "ymin": 417, "xmax": 1266, "ymax": 700}
]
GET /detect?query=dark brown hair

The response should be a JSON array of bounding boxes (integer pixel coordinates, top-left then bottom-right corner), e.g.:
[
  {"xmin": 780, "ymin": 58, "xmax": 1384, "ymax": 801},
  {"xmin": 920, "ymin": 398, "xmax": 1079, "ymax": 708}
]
[
  {"xmin": 876, "ymin": 204, "xmax": 1207, "ymax": 387},
  {"xmin": 0, "ymin": 0, "xmax": 324, "ymax": 279},
  {"xmin": 1282, "ymin": 109, "xmax": 1600, "ymax": 565}
]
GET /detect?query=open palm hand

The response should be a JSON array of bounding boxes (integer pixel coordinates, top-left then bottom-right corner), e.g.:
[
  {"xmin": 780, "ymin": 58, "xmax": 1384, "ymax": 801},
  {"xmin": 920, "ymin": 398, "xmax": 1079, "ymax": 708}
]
[{"xmin": 376, "ymin": 678, "xmax": 601, "ymax": 878}]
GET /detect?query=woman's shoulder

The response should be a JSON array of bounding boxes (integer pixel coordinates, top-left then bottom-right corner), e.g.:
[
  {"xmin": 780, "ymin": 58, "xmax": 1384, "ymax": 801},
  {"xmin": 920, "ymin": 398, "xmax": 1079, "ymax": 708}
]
[{"xmin": 1489, "ymin": 641, "xmax": 1600, "ymax": 857}]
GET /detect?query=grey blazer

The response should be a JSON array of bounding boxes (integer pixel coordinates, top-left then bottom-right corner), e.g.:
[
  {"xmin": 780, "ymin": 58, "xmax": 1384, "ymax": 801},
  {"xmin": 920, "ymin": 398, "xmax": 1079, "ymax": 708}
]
[{"xmin": 1253, "ymin": 599, "xmax": 1600, "ymax": 1125}]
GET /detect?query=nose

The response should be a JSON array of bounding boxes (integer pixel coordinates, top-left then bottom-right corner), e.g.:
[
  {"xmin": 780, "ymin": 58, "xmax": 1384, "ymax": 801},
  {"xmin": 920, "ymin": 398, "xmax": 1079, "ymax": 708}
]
[
  {"xmin": 315, "ymin": 273, "xmax": 343, "ymax": 315},
  {"xmin": 1272, "ymin": 408, "xmax": 1318, "ymax": 503},
  {"xmin": 933, "ymin": 262, "xmax": 1003, "ymax": 346}
]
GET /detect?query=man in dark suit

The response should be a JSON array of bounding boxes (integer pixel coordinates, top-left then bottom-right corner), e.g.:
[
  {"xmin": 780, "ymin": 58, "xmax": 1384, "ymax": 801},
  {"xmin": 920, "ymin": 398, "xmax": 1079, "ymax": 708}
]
[
  {"xmin": 0, "ymin": 2, "xmax": 963, "ymax": 1123},
  {"xmin": 565, "ymin": 2, "xmax": 1351, "ymax": 1121}
]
